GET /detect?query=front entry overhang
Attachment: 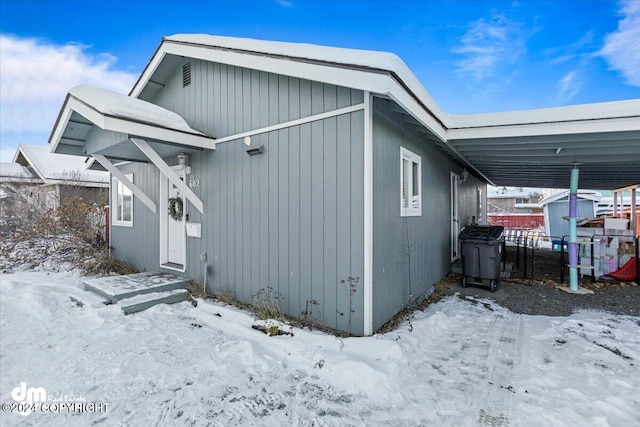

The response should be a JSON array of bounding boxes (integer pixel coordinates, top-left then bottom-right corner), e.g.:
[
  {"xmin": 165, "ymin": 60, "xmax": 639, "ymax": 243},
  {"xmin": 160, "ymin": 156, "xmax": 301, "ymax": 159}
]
[{"xmin": 49, "ymin": 85, "xmax": 214, "ymax": 214}]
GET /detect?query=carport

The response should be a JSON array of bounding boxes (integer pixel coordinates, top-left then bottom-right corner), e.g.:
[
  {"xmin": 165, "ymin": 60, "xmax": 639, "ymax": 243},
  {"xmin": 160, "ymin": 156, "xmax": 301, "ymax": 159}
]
[{"xmin": 439, "ymin": 100, "xmax": 640, "ymax": 290}]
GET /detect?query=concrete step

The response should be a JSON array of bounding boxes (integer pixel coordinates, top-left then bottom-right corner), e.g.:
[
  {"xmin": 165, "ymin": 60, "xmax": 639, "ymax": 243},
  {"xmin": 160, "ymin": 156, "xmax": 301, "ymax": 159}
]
[
  {"xmin": 119, "ymin": 289, "xmax": 190, "ymax": 315},
  {"xmin": 83, "ymin": 271, "xmax": 190, "ymax": 304},
  {"xmin": 69, "ymin": 292, "xmax": 109, "ymax": 308}
]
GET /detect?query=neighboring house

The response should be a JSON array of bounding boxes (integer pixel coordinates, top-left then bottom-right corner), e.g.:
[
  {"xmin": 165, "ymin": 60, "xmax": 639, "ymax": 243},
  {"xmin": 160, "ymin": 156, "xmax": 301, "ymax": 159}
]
[
  {"xmin": 0, "ymin": 145, "xmax": 109, "ymax": 236},
  {"xmin": 47, "ymin": 35, "xmax": 640, "ymax": 335},
  {"xmin": 487, "ymin": 186, "xmax": 544, "ymax": 214},
  {"xmin": 0, "ymin": 162, "xmax": 42, "ymax": 225},
  {"xmin": 10, "ymin": 144, "xmax": 109, "ymax": 210},
  {"xmin": 540, "ymin": 190, "xmax": 601, "ymax": 238},
  {"xmin": 486, "ymin": 186, "xmax": 545, "ymax": 230}
]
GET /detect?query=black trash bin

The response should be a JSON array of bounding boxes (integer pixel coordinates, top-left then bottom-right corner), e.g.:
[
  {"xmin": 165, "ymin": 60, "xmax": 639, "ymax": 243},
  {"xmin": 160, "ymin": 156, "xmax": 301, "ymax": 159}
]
[{"xmin": 459, "ymin": 225, "xmax": 504, "ymax": 292}]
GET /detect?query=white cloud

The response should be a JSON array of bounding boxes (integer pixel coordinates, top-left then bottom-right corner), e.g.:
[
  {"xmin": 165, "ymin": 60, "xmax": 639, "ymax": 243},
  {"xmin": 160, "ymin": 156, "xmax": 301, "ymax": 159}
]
[
  {"xmin": 277, "ymin": 0, "xmax": 292, "ymax": 7},
  {"xmin": 543, "ymin": 31, "xmax": 595, "ymax": 65},
  {"xmin": 0, "ymin": 34, "xmax": 138, "ymax": 135},
  {"xmin": 556, "ymin": 71, "xmax": 581, "ymax": 102},
  {"xmin": 453, "ymin": 12, "xmax": 526, "ymax": 81},
  {"xmin": 599, "ymin": 0, "xmax": 640, "ymax": 87}
]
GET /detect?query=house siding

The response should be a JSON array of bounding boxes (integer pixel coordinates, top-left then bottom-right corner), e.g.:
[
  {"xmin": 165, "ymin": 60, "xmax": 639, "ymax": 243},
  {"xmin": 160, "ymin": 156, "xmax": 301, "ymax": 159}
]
[
  {"xmin": 110, "ymin": 162, "xmax": 161, "ymax": 270},
  {"xmin": 371, "ymin": 97, "xmax": 486, "ymax": 332},
  {"xmin": 108, "ymin": 59, "xmax": 366, "ymax": 335},
  {"xmin": 151, "ymin": 59, "xmax": 364, "ymax": 138}
]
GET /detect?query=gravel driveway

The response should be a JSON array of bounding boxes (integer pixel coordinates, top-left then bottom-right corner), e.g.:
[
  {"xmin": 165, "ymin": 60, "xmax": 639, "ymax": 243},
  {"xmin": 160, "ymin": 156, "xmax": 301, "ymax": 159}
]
[{"xmin": 446, "ymin": 277, "xmax": 640, "ymax": 317}]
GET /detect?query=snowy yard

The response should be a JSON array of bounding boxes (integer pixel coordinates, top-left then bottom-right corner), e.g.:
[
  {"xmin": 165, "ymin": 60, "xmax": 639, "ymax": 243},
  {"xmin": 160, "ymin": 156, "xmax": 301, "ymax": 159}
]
[{"xmin": 1, "ymin": 270, "xmax": 639, "ymax": 426}]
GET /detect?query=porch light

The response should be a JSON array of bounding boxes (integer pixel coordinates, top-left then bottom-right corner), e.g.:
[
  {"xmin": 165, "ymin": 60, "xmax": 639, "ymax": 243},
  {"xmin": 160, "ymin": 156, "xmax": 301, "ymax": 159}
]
[
  {"xmin": 178, "ymin": 153, "xmax": 188, "ymax": 165},
  {"xmin": 460, "ymin": 169, "xmax": 469, "ymax": 183}
]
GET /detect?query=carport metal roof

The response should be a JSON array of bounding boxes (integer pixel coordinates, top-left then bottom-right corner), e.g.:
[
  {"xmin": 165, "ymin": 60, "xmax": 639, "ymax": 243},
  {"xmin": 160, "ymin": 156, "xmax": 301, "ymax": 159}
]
[{"xmin": 443, "ymin": 101, "xmax": 640, "ymax": 190}]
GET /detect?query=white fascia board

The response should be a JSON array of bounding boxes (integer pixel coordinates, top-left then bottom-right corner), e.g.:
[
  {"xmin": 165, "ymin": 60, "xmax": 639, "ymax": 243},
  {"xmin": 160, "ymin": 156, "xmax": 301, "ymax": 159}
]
[
  {"xmin": 53, "ymin": 97, "xmax": 215, "ymax": 152},
  {"xmin": 130, "ymin": 51, "xmax": 167, "ymax": 98},
  {"xmin": 92, "ymin": 154, "xmax": 157, "ymax": 213},
  {"xmin": 446, "ymin": 99, "xmax": 640, "ymax": 129},
  {"xmin": 447, "ymin": 116, "xmax": 640, "ymax": 140},
  {"xmin": 13, "ymin": 146, "xmax": 47, "ymax": 184},
  {"xmin": 385, "ymin": 89, "xmax": 448, "ymax": 142},
  {"xmin": 164, "ymin": 43, "xmax": 390, "ymax": 94},
  {"xmin": 51, "ymin": 97, "xmax": 106, "ymax": 154},
  {"xmin": 49, "ymin": 102, "xmax": 74, "ymax": 153},
  {"xmin": 46, "ymin": 179, "xmax": 109, "ymax": 188},
  {"xmin": 101, "ymin": 116, "xmax": 215, "ymax": 149},
  {"xmin": 131, "ymin": 138, "xmax": 204, "ymax": 214}
]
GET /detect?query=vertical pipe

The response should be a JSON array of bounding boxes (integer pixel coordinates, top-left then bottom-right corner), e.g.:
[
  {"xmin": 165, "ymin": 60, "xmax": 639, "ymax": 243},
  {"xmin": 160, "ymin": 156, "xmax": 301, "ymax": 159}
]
[
  {"xmin": 569, "ymin": 167, "xmax": 579, "ymax": 291},
  {"xmin": 516, "ymin": 234, "xmax": 520, "ymax": 271},
  {"xmin": 631, "ymin": 189, "xmax": 637, "ymax": 237},
  {"xmin": 636, "ymin": 237, "xmax": 640, "ymax": 280},
  {"xmin": 531, "ymin": 242, "xmax": 535, "ymax": 285},
  {"xmin": 590, "ymin": 235, "xmax": 595, "ymax": 283},
  {"xmin": 523, "ymin": 235, "xmax": 528, "ymax": 279},
  {"xmin": 560, "ymin": 236, "xmax": 566, "ymax": 284}
]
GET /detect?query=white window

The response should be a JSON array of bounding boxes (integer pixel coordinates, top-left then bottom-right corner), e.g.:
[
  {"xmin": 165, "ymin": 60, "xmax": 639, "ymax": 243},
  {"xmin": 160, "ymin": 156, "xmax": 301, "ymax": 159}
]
[
  {"xmin": 112, "ymin": 174, "xmax": 133, "ymax": 227},
  {"xmin": 400, "ymin": 147, "xmax": 421, "ymax": 217}
]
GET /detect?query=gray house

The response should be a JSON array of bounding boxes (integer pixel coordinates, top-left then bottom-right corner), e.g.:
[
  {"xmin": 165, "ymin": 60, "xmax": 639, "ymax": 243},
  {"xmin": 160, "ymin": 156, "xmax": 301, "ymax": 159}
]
[{"xmin": 49, "ymin": 35, "xmax": 640, "ymax": 335}]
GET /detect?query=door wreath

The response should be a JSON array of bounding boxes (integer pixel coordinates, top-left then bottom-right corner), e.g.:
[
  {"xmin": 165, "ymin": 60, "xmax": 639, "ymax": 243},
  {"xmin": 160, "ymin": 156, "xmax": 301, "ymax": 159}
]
[{"xmin": 167, "ymin": 196, "xmax": 183, "ymax": 221}]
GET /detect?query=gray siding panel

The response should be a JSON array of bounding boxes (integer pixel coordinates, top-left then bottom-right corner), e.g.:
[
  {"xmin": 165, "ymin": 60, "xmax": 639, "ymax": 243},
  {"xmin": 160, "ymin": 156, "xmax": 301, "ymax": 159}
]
[
  {"xmin": 110, "ymin": 162, "xmax": 160, "ymax": 271},
  {"xmin": 371, "ymin": 97, "xmax": 485, "ymax": 332},
  {"xmin": 110, "ymin": 59, "xmax": 365, "ymax": 334}
]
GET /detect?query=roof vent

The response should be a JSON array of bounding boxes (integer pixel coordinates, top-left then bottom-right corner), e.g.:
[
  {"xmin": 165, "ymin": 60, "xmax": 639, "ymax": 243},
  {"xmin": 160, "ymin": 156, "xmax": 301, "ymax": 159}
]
[{"xmin": 182, "ymin": 62, "xmax": 191, "ymax": 87}]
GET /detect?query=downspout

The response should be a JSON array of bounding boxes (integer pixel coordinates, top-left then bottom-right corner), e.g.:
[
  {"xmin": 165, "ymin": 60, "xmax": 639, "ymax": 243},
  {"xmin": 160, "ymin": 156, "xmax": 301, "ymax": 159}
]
[{"xmin": 568, "ymin": 167, "xmax": 579, "ymax": 292}]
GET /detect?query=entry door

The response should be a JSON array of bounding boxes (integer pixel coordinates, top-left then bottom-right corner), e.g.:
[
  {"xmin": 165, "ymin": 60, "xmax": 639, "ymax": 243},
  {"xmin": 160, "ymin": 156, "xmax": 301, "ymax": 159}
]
[
  {"xmin": 451, "ymin": 173, "xmax": 460, "ymax": 260},
  {"xmin": 167, "ymin": 173, "xmax": 186, "ymax": 266}
]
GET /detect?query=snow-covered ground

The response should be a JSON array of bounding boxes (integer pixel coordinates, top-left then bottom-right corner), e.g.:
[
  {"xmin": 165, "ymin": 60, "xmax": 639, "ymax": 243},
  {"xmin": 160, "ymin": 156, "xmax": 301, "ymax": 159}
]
[{"xmin": 1, "ymin": 270, "xmax": 639, "ymax": 426}]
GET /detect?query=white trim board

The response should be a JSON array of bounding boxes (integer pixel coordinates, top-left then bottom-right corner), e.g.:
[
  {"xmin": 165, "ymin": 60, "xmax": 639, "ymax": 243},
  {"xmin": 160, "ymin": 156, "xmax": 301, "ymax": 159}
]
[
  {"xmin": 131, "ymin": 138, "xmax": 204, "ymax": 214},
  {"xmin": 363, "ymin": 92, "xmax": 373, "ymax": 336},
  {"xmin": 213, "ymin": 103, "xmax": 366, "ymax": 145},
  {"xmin": 92, "ymin": 154, "xmax": 157, "ymax": 213},
  {"xmin": 51, "ymin": 96, "xmax": 216, "ymax": 154}
]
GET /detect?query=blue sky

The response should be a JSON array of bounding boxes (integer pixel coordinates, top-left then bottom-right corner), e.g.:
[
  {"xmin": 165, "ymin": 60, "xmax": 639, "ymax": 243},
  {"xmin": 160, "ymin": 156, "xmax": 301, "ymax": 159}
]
[{"xmin": 1, "ymin": 0, "xmax": 639, "ymax": 162}]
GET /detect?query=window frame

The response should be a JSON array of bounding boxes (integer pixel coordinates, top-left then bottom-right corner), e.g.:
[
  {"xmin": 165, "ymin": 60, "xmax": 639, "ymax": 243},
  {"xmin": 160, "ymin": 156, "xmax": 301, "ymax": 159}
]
[
  {"xmin": 400, "ymin": 147, "xmax": 422, "ymax": 217},
  {"xmin": 111, "ymin": 173, "xmax": 134, "ymax": 227}
]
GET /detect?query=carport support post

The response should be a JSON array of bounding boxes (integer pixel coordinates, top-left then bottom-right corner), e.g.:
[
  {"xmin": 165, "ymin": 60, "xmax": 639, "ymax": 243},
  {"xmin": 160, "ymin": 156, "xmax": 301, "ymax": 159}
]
[{"xmin": 569, "ymin": 167, "xmax": 579, "ymax": 291}]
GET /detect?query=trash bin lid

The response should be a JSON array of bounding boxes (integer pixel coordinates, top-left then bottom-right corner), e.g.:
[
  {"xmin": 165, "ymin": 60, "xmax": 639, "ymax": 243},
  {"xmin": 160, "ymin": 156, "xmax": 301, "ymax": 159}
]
[{"xmin": 459, "ymin": 225, "xmax": 504, "ymax": 241}]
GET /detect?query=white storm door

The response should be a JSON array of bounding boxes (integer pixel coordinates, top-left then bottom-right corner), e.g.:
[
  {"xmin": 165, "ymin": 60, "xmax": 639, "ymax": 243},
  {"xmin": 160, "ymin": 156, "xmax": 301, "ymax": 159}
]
[{"xmin": 163, "ymin": 169, "xmax": 186, "ymax": 269}]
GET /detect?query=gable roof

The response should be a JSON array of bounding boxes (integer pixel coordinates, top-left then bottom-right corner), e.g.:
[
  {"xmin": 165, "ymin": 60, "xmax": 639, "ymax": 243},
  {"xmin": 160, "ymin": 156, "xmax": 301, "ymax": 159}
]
[
  {"xmin": 13, "ymin": 144, "xmax": 109, "ymax": 187},
  {"xmin": 0, "ymin": 162, "xmax": 40, "ymax": 183},
  {"xmin": 49, "ymin": 85, "xmax": 216, "ymax": 157},
  {"xmin": 47, "ymin": 34, "xmax": 639, "ymax": 190},
  {"xmin": 126, "ymin": 34, "xmax": 640, "ymax": 190}
]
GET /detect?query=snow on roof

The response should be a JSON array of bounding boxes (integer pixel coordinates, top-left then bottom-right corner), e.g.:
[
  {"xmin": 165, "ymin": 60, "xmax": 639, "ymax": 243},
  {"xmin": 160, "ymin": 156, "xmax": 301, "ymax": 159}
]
[
  {"xmin": 446, "ymin": 99, "xmax": 640, "ymax": 129},
  {"xmin": 167, "ymin": 34, "xmax": 405, "ymax": 72},
  {"xmin": 13, "ymin": 144, "xmax": 108, "ymax": 186},
  {"xmin": 0, "ymin": 162, "xmax": 36, "ymax": 179},
  {"xmin": 539, "ymin": 190, "xmax": 602, "ymax": 206},
  {"xmin": 487, "ymin": 186, "xmax": 544, "ymax": 199},
  {"xmin": 162, "ymin": 34, "xmax": 446, "ymax": 119},
  {"xmin": 69, "ymin": 85, "xmax": 206, "ymax": 135},
  {"xmin": 163, "ymin": 34, "xmax": 640, "ymax": 130}
]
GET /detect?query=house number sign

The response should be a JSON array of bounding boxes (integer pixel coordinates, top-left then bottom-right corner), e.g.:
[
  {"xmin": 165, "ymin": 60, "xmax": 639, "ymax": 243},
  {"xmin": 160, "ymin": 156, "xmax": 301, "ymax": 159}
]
[{"xmin": 189, "ymin": 179, "xmax": 200, "ymax": 188}]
